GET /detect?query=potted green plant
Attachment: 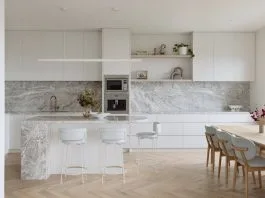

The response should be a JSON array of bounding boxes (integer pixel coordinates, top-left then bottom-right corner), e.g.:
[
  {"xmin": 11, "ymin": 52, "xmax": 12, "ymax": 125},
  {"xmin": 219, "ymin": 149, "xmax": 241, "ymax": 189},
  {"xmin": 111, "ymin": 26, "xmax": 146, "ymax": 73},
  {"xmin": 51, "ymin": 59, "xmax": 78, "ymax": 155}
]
[
  {"xmin": 77, "ymin": 89, "xmax": 98, "ymax": 118},
  {"xmin": 173, "ymin": 43, "xmax": 194, "ymax": 57}
]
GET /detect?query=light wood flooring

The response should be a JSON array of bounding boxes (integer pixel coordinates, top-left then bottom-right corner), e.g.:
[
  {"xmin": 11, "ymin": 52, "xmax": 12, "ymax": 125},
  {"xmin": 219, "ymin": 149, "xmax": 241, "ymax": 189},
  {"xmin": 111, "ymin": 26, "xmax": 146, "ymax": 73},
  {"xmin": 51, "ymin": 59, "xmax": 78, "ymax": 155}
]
[{"xmin": 5, "ymin": 150, "xmax": 265, "ymax": 198}]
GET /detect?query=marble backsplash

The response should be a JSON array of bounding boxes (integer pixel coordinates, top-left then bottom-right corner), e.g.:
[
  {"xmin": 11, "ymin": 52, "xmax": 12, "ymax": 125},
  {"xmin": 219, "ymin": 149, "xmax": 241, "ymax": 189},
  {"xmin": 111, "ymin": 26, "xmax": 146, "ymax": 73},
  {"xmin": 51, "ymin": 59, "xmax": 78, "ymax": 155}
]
[
  {"xmin": 5, "ymin": 81, "xmax": 250, "ymax": 113},
  {"xmin": 131, "ymin": 81, "xmax": 250, "ymax": 113},
  {"xmin": 5, "ymin": 81, "xmax": 102, "ymax": 112}
]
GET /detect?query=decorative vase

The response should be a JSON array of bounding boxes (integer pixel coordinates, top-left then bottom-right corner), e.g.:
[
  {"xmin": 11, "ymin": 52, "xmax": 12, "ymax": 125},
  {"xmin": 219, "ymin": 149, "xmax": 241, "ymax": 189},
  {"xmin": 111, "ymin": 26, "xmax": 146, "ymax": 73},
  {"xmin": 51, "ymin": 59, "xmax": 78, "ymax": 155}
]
[
  {"xmin": 83, "ymin": 107, "xmax": 92, "ymax": 118},
  {"xmin": 256, "ymin": 118, "xmax": 265, "ymax": 133},
  {"xmin": 178, "ymin": 47, "xmax": 188, "ymax": 55}
]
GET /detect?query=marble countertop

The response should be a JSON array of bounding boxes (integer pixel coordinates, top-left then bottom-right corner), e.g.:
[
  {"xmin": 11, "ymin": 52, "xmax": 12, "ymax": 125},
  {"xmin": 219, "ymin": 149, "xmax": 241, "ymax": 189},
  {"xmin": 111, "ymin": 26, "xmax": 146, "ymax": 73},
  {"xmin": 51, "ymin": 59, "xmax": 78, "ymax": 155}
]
[{"xmin": 25, "ymin": 115, "xmax": 148, "ymax": 123}]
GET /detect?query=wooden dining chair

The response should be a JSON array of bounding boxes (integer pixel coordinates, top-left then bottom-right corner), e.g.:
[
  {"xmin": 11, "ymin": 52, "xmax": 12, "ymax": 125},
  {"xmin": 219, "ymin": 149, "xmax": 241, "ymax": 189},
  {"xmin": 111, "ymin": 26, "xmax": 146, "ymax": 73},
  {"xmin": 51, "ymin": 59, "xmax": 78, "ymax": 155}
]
[
  {"xmin": 231, "ymin": 136, "xmax": 265, "ymax": 198},
  {"xmin": 216, "ymin": 130, "xmax": 256, "ymax": 185},
  {"xmin": 205, "ymin": 125, "xmax": 220, "ymax": 172}
]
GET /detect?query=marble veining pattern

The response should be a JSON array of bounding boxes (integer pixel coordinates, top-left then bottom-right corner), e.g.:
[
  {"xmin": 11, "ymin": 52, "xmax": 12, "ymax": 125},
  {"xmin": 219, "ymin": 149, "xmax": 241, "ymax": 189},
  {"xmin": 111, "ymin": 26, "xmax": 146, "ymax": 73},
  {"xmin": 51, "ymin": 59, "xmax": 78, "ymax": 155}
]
[
  {"xmin": 5, "ymin": 81, "xmax": 102, "ymax": 112},
  {"xmin": 131, "ymin": 82, "xmax": 250, "ymax": 113},
  {"xmin": 21, "ymin": 121, "xmax": 49, "ymax": 180}
]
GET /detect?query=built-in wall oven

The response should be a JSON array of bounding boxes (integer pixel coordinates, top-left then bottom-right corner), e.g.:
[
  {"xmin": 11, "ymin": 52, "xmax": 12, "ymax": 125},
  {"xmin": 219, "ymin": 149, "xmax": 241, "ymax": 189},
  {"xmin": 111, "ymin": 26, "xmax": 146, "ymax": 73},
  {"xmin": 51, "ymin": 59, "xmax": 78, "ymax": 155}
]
[
  {"xmin": 105, "ymin": 75, "xmax": 129, "ymax": 92},
  {"xmin": 104, "ymin": 93, "xmax": 129, "ymax": 114}
]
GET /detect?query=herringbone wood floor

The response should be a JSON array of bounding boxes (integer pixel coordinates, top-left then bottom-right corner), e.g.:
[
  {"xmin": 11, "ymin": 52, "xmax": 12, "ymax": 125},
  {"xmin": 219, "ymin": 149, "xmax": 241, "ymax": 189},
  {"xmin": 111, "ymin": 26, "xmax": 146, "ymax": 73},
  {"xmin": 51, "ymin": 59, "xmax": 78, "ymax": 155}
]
[{"xmin": 4, "ymin": 150, "xmax": 265, "ymax": 198}]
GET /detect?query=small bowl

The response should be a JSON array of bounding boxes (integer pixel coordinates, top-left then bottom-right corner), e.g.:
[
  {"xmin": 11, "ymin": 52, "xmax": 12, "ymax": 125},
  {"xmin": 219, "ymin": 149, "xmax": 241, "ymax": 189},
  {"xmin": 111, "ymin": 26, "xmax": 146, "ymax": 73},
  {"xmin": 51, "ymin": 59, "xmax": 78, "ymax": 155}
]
[
  {"xmin": 228, "ymin": 105, "xmax": 242, "ymax": 112},
  {"xmin": 91, "ymin": 112, "xmax": 110, "ymax": 119}
]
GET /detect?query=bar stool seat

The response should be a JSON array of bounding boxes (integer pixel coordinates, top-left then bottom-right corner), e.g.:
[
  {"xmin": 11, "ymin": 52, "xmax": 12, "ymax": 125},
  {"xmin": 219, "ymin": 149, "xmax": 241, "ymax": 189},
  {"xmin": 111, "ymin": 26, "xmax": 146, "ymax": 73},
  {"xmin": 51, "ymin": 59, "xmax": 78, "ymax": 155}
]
[{"xmin": 136, "ymin": 132, "xmax": 157, "ymax": 139}]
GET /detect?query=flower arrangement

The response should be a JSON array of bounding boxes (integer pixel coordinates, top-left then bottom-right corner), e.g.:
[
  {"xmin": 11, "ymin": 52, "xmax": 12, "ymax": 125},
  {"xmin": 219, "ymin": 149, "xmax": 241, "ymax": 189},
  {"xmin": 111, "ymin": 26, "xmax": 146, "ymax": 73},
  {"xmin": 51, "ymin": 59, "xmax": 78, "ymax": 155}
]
[
  {"xmin": 250, "ymin": 106, "xmax": 265, "ymax": 121},
  {"xmin": 77, "ymin": 89, "xmax": 98, "ymax": 117},
  {"xmin": 250, "ymin": 106, "xmax": 265, "ymax": 133}
]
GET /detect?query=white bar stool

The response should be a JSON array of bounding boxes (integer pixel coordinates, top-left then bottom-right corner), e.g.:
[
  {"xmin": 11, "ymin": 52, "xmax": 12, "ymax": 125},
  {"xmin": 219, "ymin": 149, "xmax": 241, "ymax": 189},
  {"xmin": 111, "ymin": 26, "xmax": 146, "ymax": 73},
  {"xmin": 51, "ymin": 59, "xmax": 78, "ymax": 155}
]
[
  {"xmin": 136, "ymin": 122, "xmax": 162, "ymax": 170},
  {"xmin": 100, "ymin": 127, "xmax": 127, "ymax": 184},
  {"xmin": 59, "ymin": 128, "xmax": 87, "ymax": 184}
]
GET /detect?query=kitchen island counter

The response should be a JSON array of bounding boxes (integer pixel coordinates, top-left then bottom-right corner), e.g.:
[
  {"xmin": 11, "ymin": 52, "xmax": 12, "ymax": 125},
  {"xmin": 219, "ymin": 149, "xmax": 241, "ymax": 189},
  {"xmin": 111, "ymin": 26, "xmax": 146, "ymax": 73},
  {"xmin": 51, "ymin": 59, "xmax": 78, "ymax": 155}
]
[{"xmin": 21, "ymin": 115, "xmax": 147, "ymax": 180}]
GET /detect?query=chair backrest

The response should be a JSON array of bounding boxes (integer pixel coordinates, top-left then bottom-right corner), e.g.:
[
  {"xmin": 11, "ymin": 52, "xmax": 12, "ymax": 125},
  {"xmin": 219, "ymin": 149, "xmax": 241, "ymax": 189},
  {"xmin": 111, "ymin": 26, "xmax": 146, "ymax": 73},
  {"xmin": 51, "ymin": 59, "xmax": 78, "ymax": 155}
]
[
  {"xmin": 205, "ymin": 125, "xmax": 219, "ymax": 148},
  {"xmin": 153, "ymin": 122, "xmax": 162, "ymax": 134},
  {"xmin": 231, "ymin": 136, "xmax": 256, "ymax": 163},
  {"xmin": 216, "ymin": 130, "xmax": 233, "ymax": 156},
  {"xmin": 100, "ymin": 127, "xmax": 127, "ymax": 143},
  {"xmin": 60, "ymin": 128, "xmax": 87, "ymax": 144}
]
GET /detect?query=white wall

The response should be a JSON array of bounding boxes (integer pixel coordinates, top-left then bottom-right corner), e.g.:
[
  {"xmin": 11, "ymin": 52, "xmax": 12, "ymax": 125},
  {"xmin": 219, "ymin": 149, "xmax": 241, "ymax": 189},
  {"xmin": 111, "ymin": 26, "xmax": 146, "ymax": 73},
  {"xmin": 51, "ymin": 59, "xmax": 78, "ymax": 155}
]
[
  {"xmin": 250, "ymin": 27, "xmax": 265, "ymax": 109},
  {"xmin": 0, "ymin": 0, "xmax": 5, "ymax": 196}
]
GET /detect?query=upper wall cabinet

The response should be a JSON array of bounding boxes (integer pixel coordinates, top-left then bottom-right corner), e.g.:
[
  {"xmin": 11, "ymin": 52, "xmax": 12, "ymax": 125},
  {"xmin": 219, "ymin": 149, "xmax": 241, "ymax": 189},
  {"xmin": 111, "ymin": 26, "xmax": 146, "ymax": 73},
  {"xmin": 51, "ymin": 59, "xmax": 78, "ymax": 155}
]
[
  {"xmin": 102, "ymin": 29, "xmax": 131, "ymax": 75},
  {"xmin": 5, "ymin": 31, "xmax": 102, "ymax": 81},
  {"xmin": 193, "ymin": 32, "xmax": 255, "ymax": 81}
]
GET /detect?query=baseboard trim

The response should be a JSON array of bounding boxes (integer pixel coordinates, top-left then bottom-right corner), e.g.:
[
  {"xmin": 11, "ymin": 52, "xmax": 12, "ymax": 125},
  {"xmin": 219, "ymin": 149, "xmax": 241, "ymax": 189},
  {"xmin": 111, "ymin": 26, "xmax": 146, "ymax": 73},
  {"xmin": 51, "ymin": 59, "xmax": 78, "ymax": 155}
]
[{"xmin": 8, "ymin": 149, "xmax": 20, "ymax": 153}]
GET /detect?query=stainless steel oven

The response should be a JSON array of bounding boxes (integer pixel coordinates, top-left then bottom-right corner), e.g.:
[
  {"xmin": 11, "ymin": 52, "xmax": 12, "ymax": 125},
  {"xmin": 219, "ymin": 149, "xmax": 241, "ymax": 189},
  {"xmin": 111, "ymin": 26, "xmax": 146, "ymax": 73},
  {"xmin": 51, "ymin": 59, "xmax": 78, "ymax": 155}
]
[
  {"xmin": 105, "ymin": 75, "xmax": 129, "ymax": 92},
  {"xmin": 104, "ymin": 93, "xmax": 129, "ymax": 114}
]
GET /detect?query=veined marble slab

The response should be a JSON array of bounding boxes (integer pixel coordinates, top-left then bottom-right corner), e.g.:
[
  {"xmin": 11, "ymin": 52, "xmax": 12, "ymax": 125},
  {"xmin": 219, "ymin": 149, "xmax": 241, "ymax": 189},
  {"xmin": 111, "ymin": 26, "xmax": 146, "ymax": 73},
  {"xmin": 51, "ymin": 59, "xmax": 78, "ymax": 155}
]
[{"xmin": 131, "ymin": 81, "xmax": 250, "ymax": 113}]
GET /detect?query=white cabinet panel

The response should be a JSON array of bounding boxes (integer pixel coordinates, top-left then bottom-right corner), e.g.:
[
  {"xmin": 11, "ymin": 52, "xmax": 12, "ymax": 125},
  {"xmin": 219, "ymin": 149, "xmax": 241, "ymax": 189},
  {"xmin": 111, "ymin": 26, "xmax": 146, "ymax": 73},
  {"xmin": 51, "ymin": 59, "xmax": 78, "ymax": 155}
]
[
  {"xmin": 39, "ymin": 32, "xmax": 64, "ymax": 80},
  {"xmin": 63, "ymin": 32, "xmax": 84, "ymax": 81},
  {"xmin": 102, "ymin": 29, "xmax": 131, "ymax": 75},
  {"xmin": 5, "ymin": 31, "xmax": 22, "ymax": 80},
  {"xmin": 183, "ymin": 136, "xmax": 207, "ymax": 148},
  {"xmin": 161, "ymin": 123, "xmax": 183, "ymax": 135},
  {"xmin": 129, "ymin": 123, "xmax": 153, "ymax": 135},
  {"xmin": 193, "ymin": 33, "xmax": 214, "ymax": 81},
  {"xmin": 83, "ymin": 31, "xmax": 102, "ymax": 81},
  {"xmin": 158, "ymin": 136, "xmax": 183, "ymax": 148},
  {"xmin": 9, "ymin": 115, "xmax": 25, "ymax": 150},
  {"xmin": 156, "ymin": 114, "xmax": 183, "ymax": 122},
  {"xmin": 5, "ymin": 114, "xmax": 10, "ymax": 154},
  {"xmin": 214, "ymin": 33, "xmax": 255, "ymax": 81},
  {"xmin": 21, "ymin": 31, "xmax": 43, "ymax": 80},
  {"xmin": 183, "ymin": 123, "xmax": 206, "ymax": 135},
  {"xmin": 208, "ymin": 113, "xmax": 253, "ymax": 123}
]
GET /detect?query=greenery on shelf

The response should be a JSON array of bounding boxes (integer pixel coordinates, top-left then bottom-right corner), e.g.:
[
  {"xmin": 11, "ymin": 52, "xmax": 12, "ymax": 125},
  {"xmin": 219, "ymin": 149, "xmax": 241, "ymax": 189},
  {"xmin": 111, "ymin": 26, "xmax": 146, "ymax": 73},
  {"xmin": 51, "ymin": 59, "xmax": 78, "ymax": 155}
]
[{"xmin": 173, "ymin": 43, "xmax": 195, "ymax": 57}]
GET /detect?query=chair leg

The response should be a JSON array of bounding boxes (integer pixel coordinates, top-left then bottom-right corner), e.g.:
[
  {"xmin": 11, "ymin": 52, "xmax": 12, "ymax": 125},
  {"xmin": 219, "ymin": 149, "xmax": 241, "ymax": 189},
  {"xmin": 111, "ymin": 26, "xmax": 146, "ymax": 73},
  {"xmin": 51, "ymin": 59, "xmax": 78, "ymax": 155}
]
[
  {"xmin": 206, "ymin": 147, "xmax": 210, "ymax": 167},
  {"xmin": 233, "ymin": 161, "xmax": 238, "ymax": 191},
  {"xmin": 258, "ymin": 171, "xmax": 262, "ymax": 188},
  {"xmin": 252, "ymin": 172, "xmax": 256, "ymax": 185},
  {"xmin": 242, "ymin": 166, "xmax": 245, "ymax": 178},
  {"xmin": 225, "ymin": 157, "xmax": 229, "ymax": 185},
  {"xmin": 212, "ymin": 149, "xmax": 215, "ymax": 173},
  {"xmin": 245, "ymin": 167, "xmax": 249, "ymax": 198},
  {"xmin": 218, "ymin": 152, "xmax": 222, "ymax": 178}
]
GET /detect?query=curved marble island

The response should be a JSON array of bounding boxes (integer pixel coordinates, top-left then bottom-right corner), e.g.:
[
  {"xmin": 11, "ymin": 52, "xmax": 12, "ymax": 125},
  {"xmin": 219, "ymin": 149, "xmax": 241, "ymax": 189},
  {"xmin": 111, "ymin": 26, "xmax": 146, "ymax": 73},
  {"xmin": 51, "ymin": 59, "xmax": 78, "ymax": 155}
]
[{"xmin": 21, "ymin": 115, "xmax": 147, "ymax": 180}]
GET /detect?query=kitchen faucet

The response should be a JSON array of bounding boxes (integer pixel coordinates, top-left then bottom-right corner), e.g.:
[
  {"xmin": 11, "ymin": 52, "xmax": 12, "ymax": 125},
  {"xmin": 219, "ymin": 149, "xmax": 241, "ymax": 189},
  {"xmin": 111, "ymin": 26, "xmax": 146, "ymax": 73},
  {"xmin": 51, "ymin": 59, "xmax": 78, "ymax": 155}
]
[{"xmin": 50, "ymin": 95, "xmax": 59, "ymax": 112}]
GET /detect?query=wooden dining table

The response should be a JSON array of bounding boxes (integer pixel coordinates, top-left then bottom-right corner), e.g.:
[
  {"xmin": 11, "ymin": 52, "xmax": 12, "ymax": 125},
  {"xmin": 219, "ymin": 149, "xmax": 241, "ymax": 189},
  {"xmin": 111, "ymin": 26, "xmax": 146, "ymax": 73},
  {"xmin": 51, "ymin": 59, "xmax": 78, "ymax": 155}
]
[{"xmin": 216, "ymin": 124, "xmax": 265, "ymax": 146}]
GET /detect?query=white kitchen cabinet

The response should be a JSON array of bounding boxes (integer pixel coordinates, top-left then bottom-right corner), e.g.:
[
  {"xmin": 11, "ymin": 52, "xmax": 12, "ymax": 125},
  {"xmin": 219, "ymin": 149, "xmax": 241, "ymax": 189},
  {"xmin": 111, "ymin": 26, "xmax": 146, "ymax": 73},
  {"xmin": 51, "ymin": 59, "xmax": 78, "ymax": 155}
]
[
  {"xmin": 5, "ymin": 114, "xmax": 10, "ymax": 154},
  {"xmin": 63, "ymin": 32, "xmax": 84, "ymax": 80},
  {"xmin": 102, "ymin": 29, "xmax": 131, "ymax": 75},
  {"xmin": 193, "ymin": 33, "xmax": 214, "ymax": 81},
  {"xmin": 39, "ymin": 31, "xmax": 64, "ymax": 80},
  {"xmin": 5, "ymin": 31, "xmax": 22, "ymax": 80},
  {"xmin": 83, "ymin": 31, "xmax": 102, "ymax": 81},
  {"xmin": 214, "ymin": 33, "xmax": 255, "ymax": 81},
  {"xmin": 192, "ymin": 32, "xmax": 255, "ymax": 81},
  {"xmin": 5, "ymin": 30, "xmax": 102, "ymax": 81}
]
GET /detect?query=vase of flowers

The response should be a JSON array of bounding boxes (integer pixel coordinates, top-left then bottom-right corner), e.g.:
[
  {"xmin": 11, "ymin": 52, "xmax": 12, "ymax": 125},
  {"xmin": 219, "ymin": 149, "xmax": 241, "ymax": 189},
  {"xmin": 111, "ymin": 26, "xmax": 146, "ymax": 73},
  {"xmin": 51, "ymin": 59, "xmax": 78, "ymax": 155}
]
[
  {"xmin": 77, "ymin": 89, "xmax": 98, "ymax": 118},
  {"xmin": 250, "ymin": 106, "xmax": 265, "ymax": 133}
]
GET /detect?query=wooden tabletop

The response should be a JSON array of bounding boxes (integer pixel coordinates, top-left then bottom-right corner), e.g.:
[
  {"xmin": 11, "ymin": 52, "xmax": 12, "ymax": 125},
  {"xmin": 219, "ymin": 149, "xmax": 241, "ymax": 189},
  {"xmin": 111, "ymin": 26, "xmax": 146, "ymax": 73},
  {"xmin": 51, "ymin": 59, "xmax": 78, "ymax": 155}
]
[{"xmin": 216, "ymin": 125, "xmax": 265, "ymax": 146}]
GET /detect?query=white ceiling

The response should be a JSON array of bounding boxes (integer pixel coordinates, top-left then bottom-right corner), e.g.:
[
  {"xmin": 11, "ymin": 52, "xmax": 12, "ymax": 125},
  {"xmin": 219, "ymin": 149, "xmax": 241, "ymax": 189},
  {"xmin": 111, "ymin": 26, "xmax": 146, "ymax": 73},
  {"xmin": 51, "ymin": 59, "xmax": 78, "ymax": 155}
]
[{"xmin": 5, "ymin": 0, "xmax": 265, "ymax": 33}]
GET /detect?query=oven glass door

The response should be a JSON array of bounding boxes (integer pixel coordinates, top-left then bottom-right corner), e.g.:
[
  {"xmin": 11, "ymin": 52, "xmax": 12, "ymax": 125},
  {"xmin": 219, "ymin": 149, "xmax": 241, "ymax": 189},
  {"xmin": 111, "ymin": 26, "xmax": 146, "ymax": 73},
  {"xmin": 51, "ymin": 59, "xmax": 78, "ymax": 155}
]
[{"xmin": 107, "ymin": 99, "xmax": 127, "ymax": 111}]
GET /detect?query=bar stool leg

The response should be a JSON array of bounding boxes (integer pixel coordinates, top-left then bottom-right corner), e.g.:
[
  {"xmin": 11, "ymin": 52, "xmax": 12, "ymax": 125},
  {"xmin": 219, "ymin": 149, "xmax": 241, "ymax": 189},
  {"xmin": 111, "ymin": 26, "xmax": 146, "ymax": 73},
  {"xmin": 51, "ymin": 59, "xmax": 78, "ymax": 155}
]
[
  {"xmin": 60, "ymin": 144, "xmax": 65, "ymax": 184},
  {"xmin": 81, "ymin": 145, "xmax": 85, "ymax": 184},
  {"xmin": 102, "ymin": 143, "xmax": 107, "ymax": 184},
  {"xmin": 120, "ymin": 144, "xmax": 126, "ymax": 184}
]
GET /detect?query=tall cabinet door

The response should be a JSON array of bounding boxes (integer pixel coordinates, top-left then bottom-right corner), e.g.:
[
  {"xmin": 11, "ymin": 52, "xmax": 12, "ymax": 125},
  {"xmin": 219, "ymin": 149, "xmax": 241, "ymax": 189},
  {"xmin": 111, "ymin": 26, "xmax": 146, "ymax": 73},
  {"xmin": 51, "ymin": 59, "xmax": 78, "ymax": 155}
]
[
  {"xmin": 83, "ymin": 31, "xmax": 102, "ymax": 81},
  {"xmin": 63, "ymin": 32, "xmax": 84, "ymax": 80},
  {"xmin": 5, "ymin": 31, "xmax": 22, "ymax": 80},
  {"xmin": 214, "ymin": 33, "xmax": 255, "ymax": 81},
  {"xmin": 192, "ymin": 33, "xmax": 214, "ymax": 81},
  {"xmin": 39, "ymin": 31, "xmax": 64, "ymax": 80}
]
